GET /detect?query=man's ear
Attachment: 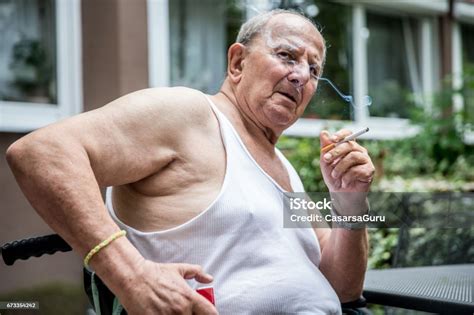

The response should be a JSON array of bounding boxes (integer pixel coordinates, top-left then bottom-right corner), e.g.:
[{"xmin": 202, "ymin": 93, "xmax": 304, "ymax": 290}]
[{"xmin": 227, "ymin": 43, "xmax": 246, "ymax": 83}]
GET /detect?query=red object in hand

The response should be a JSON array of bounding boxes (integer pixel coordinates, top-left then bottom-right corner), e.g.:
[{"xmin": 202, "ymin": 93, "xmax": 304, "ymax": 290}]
[{"xmin": 196, "ymin": 286, "xmax": 215, "ymax": 305}]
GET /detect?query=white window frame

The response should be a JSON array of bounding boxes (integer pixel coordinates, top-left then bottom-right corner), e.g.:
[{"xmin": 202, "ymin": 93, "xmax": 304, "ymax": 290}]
[
  {"xmin": 0, "ymin": 0, "xmax": 82, "ymax": 132},
  {"xmin": 147, "ymin": 0, "xmax": 170, "ymax": 88}
]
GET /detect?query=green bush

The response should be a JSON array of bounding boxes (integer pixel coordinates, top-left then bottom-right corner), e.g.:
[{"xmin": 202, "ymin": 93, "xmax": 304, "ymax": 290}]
[
  {"xmin": 278, "ymin": 136, "xmax": 326, "ymax": 192},
  {"xmin": 399, "ymin": 228, "xmax": 474, "ymax": 267},
  {"xmin": 367, "ymin": 228, "xmax": 399, "ymax": 269}
]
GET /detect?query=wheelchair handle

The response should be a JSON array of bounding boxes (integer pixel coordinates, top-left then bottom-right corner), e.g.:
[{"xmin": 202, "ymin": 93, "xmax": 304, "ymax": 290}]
[{"xmin": 1, "ymin": 234, "xmax": 72, "ymax": 266}]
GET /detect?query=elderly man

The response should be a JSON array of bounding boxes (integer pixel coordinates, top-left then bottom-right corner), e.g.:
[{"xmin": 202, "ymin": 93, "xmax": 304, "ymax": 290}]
[{"xmin": 6, "ymin": 9, "xmax": 374, "ymax": 315}]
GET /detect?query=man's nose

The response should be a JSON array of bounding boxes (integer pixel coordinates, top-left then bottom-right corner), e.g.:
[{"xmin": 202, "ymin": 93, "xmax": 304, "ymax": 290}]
[{"xmin": 287, "ymin": 63, "xmax": 310, "ymax": 87}]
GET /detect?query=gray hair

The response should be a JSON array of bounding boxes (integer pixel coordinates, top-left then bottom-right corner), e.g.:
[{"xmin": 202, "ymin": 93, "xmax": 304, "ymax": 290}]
[{"xmin": 236, "ymin": 9, "xmax": 326, "ymax": 63}]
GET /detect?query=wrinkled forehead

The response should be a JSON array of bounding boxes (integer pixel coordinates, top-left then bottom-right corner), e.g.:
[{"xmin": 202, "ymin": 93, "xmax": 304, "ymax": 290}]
[{"xmin": 260, "ymin": 14, "xmax": 325, "ymax": 60}]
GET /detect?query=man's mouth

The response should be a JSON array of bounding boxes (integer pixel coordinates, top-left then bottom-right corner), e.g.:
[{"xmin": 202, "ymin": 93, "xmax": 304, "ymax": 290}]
[{"xmin": 278, "ymin": 91, "xmax": 297, "ymax": 103}]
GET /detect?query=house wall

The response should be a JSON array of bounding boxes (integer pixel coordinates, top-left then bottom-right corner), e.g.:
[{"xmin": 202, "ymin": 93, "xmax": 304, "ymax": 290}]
[
  {"xmin": 0, "ymin": 0, "xmax": 149, "ymax": 294},
  {"xmin": 82, "ymin": 0, "xmax": 149, "ymax": 111}
]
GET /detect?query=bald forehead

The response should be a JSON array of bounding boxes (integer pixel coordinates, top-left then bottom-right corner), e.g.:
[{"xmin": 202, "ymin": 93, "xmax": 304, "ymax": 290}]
[
  {"xmin": 261, "ymin": 13, "xmax": 325, "ymax": 59},
  {"xmin": 266, "ymin": 13, "xmax": 319, "ymax": 33}
]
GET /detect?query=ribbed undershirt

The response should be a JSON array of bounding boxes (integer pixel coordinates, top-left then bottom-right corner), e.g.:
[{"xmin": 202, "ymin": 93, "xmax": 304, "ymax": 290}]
[{"xmin": 106, "ymin": 95, "xmax": 341, "ymax": 314}]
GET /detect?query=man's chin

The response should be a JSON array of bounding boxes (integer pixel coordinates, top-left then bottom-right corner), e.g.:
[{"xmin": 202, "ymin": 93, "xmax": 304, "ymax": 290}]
[{"xmin": 265, "ymin": 107, "xmax": 298, "ymax": 130}]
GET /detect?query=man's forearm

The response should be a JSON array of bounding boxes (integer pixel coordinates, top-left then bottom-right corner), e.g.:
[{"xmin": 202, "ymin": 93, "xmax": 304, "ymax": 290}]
[
  {"xmin": 319, "ymin": 228, "xmax": 368, "ymax": 302},
  {"xmin": 6, "ymin": 133, "xmax": 144, "ymax": 290},
  {"xmin": 8, "ymin": 134, "xmax": 114, "ymax": 254}
]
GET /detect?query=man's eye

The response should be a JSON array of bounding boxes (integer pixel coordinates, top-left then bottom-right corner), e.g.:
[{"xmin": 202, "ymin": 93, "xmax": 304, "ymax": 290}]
[{"xmin": 277, "ymin": 51, "xmax": 292, "ymax": 60}]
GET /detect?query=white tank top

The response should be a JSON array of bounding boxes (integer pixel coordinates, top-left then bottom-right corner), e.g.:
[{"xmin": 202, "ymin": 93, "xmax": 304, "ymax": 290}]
[{"xmin": 106, "ymin": 95, "xmax": 341, "ymax": 314}]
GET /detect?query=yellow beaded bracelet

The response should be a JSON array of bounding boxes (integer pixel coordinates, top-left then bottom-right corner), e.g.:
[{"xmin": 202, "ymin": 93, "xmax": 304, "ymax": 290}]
[{"xmin": 84, "ymin": 230, "xmax": 126, "ymax": 268}]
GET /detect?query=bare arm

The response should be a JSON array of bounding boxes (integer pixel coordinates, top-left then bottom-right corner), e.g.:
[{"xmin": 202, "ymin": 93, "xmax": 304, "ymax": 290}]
[
  {"xmin": 314, "ymin": 129, "xmax": 374, "ymax": 302},
  {"xmin": 316, "ymin": 226, "xmax": 368, "ymax": 302},
  {"xmin": 6, "ymin": 87, "xmax": 217, "ymax": 314}
]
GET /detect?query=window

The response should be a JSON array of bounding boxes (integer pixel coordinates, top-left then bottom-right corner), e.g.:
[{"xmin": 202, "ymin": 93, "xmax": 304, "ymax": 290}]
[
  {"xmin": 461, "ymin": 23, "xmax": 474, "ymax": 65},
  {"xmin": 303, "ymin": 1, "xmax": 352, "ymax": 121},
  {"xmin": 148, "ymin": 0, "xmax": 246, "ymax": 89},
  {"xmin": 168, "ymin": 0, "xmax": 245, "ymax": 94},
  {"xmin": 0, "ymin": 0, "xmax": 82, "ymax": 132},
  {"xmin": 0, "ymin": 0, "xmax": 56, "ymax": 103},
  {"xmin": 366, "ymin": 12, "xmax": 420, "ymax": 119},
  {"xmin": 460, "ymin": 22, "xmax": 474, "ymax": 130}
]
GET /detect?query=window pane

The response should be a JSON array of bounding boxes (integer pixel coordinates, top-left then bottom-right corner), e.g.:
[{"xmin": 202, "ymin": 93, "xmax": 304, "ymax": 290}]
[
  {"xmin": 0, "ymin": 0, "xmax": 57, "ymax": 104},
  {"xmin": 225, "ymin": 0, "xmax": 245, "ymax": 51},
  {"xmin": 461, "ymin": 23, "xmax": 474, "ymax": 64},
  {"xmin": 169, "ymin": 0, "xmax": 245, "ymax": 94},
  {"xmin": 367, "ymin": 12, "xmax": 419, "ymax": 119},
  {"xmin": 461, "ymin": 22, "xmax": 474, "ymax": 129}
]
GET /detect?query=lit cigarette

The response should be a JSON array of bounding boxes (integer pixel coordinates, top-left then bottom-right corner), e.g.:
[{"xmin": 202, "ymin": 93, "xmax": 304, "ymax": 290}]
[{"xmin": 321, "ymin": 127, "xmax": 369, "ymax": 153}]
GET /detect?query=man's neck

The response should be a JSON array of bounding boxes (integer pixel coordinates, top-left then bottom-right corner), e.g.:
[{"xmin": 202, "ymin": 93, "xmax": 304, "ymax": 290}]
[{"xmin": 217, "ymin": 82, "xmax": 280, "ymax": 148}]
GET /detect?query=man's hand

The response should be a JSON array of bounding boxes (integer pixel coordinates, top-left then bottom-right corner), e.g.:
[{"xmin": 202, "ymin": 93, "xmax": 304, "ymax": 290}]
[
  {"xmin": 319, "ymin": 129, "xmax": 374, "ymax": 215},
  {"xmin": 316, "ymin": 129, "xmax": 372, "ymax": 301},
  {"xmin": 320, "ymin": 129, "xmax": 374, "ymax": 193},
  {"xmin": 117, "ymin": 260, "xmax": 218, "ymax": 315}
]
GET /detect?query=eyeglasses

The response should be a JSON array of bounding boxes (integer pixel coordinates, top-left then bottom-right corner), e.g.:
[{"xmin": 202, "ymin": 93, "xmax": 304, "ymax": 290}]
[{"xmin": 317, "ymin": 77, "xmax": 372, "ymax": 108}]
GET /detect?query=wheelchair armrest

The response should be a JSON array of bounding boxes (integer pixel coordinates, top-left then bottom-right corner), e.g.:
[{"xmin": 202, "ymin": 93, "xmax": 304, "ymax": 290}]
[{"xmin": 341, "ymin": 296, "xmax": 367, "ymax": 309}]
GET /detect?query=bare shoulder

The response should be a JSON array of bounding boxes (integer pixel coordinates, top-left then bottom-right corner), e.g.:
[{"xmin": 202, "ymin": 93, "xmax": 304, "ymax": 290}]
[
  {"xmin": 136, "ymin": 86, "xmax": 212, "ymax": 119},
  {"xmin": 77, "ymin": 86, "xmax": 215, "ymax": 154},
  {"xmin": 17, "ymin": 86, "xmax": 215, "ymax": 186},
  {"xmin": 102, "ymin": 86, "xmax": 214, "ymax": 132}
]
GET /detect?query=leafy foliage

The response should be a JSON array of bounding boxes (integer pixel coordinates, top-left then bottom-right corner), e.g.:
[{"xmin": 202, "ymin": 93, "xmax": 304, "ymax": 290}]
[
  {"xmin": 278, "ymin": 137, "xmax": 327, "ymax": 192},
  {"xmin": 398, "ymin": 228, "xmax": 474, "ymax": 267},
  {"xmin": 367, "ymin": 228, "xmax": 399, "ymax": 269}
]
